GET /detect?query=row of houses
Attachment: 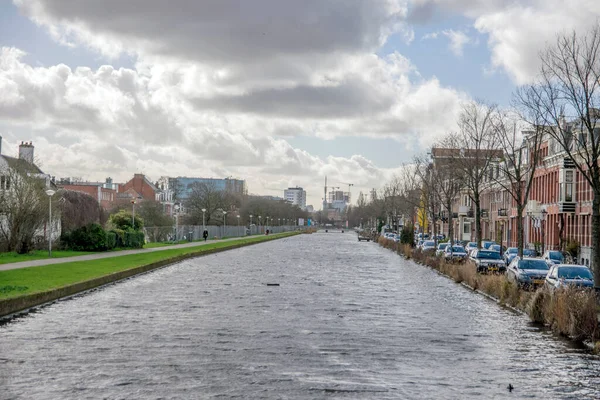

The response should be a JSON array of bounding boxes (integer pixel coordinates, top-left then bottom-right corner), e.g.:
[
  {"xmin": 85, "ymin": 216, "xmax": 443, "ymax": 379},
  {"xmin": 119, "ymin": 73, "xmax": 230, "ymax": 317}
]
[
  {"xmin": 0, "ymin": 138, "xmax": 246, "ymax": 219},
  {"xmin": 428, "ymin": 124, "xmax": 596, "ymax": 267}
]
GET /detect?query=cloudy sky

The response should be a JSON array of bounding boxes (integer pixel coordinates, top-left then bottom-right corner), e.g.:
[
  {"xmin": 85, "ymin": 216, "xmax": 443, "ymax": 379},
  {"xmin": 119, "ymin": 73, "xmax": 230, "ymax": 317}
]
[{"xmin": 1, "ymin": 1, "xmax": 599, "ymax": 208}]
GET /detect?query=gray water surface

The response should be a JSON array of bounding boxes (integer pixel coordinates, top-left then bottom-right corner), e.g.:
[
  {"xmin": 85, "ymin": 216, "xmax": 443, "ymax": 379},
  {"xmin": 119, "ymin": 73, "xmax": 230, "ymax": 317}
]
[{"xmin": 1, "ymin": 233, "xmax": 599, "ymax": 399}]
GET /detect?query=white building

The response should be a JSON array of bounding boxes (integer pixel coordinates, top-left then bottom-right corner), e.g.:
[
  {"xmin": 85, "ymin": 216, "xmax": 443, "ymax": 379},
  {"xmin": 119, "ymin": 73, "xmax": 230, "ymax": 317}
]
[{"xmin": 284, "ymin": 187, "xmax": 307, "ymax": 209}]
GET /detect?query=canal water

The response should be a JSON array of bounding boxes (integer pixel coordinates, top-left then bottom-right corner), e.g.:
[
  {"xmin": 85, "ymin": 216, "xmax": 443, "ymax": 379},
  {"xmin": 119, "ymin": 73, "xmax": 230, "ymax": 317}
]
[{"xmin": 1, "ymin": 233, "xmax": 599, "ymax": 399}]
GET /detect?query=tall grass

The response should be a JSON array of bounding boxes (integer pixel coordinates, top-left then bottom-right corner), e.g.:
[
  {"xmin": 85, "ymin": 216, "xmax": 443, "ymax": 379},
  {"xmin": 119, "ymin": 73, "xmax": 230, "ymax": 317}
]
[{"xmin": 378, "ymin": 237, "xmax": 598, "ymax": 346}]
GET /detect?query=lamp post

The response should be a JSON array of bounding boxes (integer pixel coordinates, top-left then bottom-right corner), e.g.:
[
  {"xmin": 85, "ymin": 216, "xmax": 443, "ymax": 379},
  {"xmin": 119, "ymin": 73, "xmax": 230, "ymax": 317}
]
[
  {"xmin": 131, "ymin": 198, "xmax": 137, "ymax": 229},
  {"xmin": 259, "ymin": 215, "xmax": 262, "ymax": 234},
  {"xmin": 174, "ymin": 204, "xmax": 180, "ymax": 242},
  {"xmin": 237, "ymin": 215, "xmax": 240, "ymax": 236},
  {"xmin": 45, "ymin": 189, "xmax": 56, "ymax": 257},
  {"xmin": 201, "ymin": 208, "xmax": 206, "ymax": 232},
  {"xmin": 541, "ymin": 209, "xmax": 548, "ymax": 255},
  {"xmin": 222, "ymin": 211, "xmax": 227, "ymax": 238},
  {"xmin": 249, "ymin": 214, "xmax": 253, "ymax": 235}
]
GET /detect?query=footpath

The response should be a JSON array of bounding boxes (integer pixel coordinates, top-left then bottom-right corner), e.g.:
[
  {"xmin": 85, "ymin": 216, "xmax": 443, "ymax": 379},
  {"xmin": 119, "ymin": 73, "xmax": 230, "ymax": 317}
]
[{"xmin": 0, "ymin": 236, "xmax": 254, "ymax": 271}]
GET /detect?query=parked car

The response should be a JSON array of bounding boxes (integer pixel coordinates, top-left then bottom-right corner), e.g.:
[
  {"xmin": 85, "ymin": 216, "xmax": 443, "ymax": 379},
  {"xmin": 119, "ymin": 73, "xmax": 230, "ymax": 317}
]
[
  {"xmin": 489, "ymin": 244, "xmax": 506, "ymax": 253},
  {"xmin": 421, "ymin": 240, "xmax": 436, "ymax": 252},
  {"xmin": 436, "ymin": 243, "xmax": 449, "ymax": 256},
  {"xmin": 544, "ymin": 265, "xmax": 594, "ymax": 290},
  {"xmin": 506, "ymin": 257, "xmax": 550, "ymax": 289},
  {"xmin": 465, "ymin": 242, "xmax": 478, "ymax": 254},
  {"xmin": 471, "ymin": 249, "xmax": 506, "ymax": 273},
  {"xmin": 542, "ymin": 250, "xmax": 565, "ymax": 266},
  {"xmin": 503, "ymin": 247, "xmax": 518, "ymax": 263},
  {"xmin": 416, "ymin": 240, "xmax": 424, "ymax": 249},
  {"xmin": 482, "ymin": 241, "xmax": 495, "ymax": 250},
  {"xmin": 444, "ymin": 245, "xmax": 468, "ymax": 262}
]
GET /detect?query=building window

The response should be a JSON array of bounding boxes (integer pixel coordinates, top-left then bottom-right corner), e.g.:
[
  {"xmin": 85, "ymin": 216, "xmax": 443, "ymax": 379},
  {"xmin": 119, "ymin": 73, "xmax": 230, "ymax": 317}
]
[{"xmin": 565, "ymin": 170, "xmax": 573, "ymax": 202}]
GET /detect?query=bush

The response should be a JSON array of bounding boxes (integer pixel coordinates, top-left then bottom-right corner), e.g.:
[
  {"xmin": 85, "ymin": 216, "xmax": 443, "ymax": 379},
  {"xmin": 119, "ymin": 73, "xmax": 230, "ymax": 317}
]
[
  {"xmin": 124, "ymin": 230, "xmax": 145, "ymax": 249},
  {"xmin": 110, "ymin": 229, "xmax": 126, "ymax": 247},
  {"xmin": 106, "ymin": 231, "xmax": 117, "ymax": 250},
  {"xmin": 400, "ymin": 225, "xmax": 414, "ymax": 245},
  {"xmin": 61, "ymin": 223, "xmax": 108, "ymax": 251},
  {"xmin": 108, "ymin": 209, "xmax": 144, "ymax": 231}
]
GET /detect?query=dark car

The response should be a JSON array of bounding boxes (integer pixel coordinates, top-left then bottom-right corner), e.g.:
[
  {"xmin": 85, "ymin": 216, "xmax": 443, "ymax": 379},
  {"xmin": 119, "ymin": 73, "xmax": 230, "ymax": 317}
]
[
  {"xmin": 504, "ymin": 248, "xmax": 536, "ymax": 265},
  {"xmin": 545, "ymin": 265, "xmax": 594, "ymax": 290},
  {"xmin": 506, "ymin": 257, "xmax": 549, "ymax": 289},
  {"xmin": 471, "ymin": 249, "xmax": 506, "ymax": 273},
  {"xmin": 444, "ymin": 245, "xmax": 468, "ymax": 262},
  {"xmin": 542, "ymin": 250, "xmax": 564, "ymax": 266}
]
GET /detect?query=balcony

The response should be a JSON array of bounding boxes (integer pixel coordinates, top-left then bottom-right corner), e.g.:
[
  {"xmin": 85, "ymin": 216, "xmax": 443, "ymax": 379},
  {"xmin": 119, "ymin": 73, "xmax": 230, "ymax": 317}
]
[
  {"xmin": 558, "ymin": 202, "xmax": 576, "ymax": 213},
  {"xmin": 458, "ymin": 206, "xmax": 470, "ymax": 216},
  {"xmin": 498, "ymin": 208, "xmax": 508, "ymax": 218},
  {"xmin": 480, "ymin": 209, "xmax": 489, "ymax": 219}
]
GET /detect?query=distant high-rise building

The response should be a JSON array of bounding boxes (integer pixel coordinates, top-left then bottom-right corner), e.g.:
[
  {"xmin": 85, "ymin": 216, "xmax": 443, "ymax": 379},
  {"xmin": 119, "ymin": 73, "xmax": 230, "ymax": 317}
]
[{"xmin": 284, "ymin": 187, "xmax": 307, "ymax": 209}]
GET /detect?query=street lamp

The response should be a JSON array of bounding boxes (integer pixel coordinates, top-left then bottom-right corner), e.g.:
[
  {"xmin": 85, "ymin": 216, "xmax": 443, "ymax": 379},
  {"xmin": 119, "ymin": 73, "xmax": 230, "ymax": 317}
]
[
  {"xmin": 541, "ymin": 209, "xmax": 548, "ymax": 254},
  {"xmin": 45, "ymin": 189, "xmax": 56, "ymax": 257},
  {"xmin": 174, "ymin": 204, "xmax": 180, "ymax": 242},
  {"xmin": 259, "ymin": 215, "xmax": 262, "ymax": 234},
  {"xmin": 131, "ymin": 198, "xmax": 137, "ymax": 229},
  {"xmin": 222, "ymin": 211, "xmax": 227, "ymax": 238},
  {"xmin": 237, "ymin": 215, "xmax": 241, "ymax": 236},
  {"xmin": 201, "ymin": 208, "xmax": 206, "ymax": 232},
  {"xmin": 249, "ymin": 214, "xmax": 253, "ymax": 235}
]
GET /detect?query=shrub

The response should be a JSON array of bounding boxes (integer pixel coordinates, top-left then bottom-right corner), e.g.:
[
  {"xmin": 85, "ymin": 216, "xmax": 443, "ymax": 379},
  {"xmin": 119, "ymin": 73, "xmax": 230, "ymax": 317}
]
[
  {"xmin": 108, "ymin": 209, "xmax": 144, "ymax": 231},
  {"xmin": 124, "ymin": 230, "xmax": 145, "ymax": 249},
  {"xmin": 110, "ymin": 229, "xmax": 125, "ymax": 247},
  {"xmin": 106, "ymin": 231, "xmax": 117, "ymax": 250},
  {"xmin": 61, "ymin": 223, "xmax": 108, "ymax": 251}
]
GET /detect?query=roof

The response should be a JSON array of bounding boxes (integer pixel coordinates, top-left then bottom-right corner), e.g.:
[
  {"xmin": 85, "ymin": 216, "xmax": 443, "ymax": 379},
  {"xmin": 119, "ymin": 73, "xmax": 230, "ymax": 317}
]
[{"xmin": 2, "ymin": 155, "xmax": 44, "ymax": 174}]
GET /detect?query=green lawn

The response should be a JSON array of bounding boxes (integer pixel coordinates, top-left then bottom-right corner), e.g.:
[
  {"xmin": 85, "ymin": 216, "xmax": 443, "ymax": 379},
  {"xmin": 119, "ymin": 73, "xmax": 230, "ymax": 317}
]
[
  {"xmin": 0, "ymin": 250, "xmax": 94, "ymax": 265},
  {"xmin": 0, "ymin": 232, "xmax": 298, "ymax": 300}
]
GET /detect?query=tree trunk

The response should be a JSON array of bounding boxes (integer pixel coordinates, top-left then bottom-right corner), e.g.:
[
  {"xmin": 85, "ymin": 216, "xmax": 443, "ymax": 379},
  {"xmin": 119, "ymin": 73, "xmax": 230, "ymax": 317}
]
[
  {"xmin": 474, "ymin": 193, "xmax": 482, "ymax": 248},
  {"xmin": 592, "ymin": 192, "xmax": 600, "ymax": 288},
  {"xmin": 516, "ymin": 205, "xmax": 524, "ymax": 258},
  {"xmin": 447, "ymin": 200, "xmax": 454, "ymax": 247}
]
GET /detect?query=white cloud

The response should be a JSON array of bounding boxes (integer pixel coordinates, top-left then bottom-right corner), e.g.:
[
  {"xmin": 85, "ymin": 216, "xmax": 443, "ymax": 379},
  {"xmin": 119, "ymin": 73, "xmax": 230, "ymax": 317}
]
[
  {"xmin": 409, "ymin": 0, "xmax": 600, "ymax": 84},
  {"xmin": 3, "ymin": 1, "xmax": 473, "ymax": 206},
  {"xmin": 443, "ymin": 30, "xmax": 471, "ymax": 57}
]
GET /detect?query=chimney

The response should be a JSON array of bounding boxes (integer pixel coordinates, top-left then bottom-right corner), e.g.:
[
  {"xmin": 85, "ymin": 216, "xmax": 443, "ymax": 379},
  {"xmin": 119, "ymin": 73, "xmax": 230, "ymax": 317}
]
[{"xmin": 19, "ymin": 141, "xmax": 34, "ymax": 164}]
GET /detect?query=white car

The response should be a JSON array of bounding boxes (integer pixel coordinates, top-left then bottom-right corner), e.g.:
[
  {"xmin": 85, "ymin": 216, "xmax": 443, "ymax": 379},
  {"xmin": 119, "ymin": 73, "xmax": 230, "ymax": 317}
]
[
  {"xmin": 421, "ymin": 240, "xmax": 436, "ymax": 252},
  {"xmin": 436, "ymin": 243, "xmax": 449, "ymax": 256}
]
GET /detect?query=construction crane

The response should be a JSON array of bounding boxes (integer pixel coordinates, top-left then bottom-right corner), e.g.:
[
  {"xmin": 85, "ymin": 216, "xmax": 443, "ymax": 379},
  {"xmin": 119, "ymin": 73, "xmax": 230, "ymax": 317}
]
[{"xmin": 338, "ymin": 182, "xmax": 354, "ymax": 204}]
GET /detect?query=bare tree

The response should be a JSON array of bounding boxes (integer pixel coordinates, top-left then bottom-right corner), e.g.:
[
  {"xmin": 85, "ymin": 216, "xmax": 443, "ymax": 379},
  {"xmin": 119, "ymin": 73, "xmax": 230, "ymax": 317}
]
[
  {"xmin": 442, "ymin": 101, "xmax": 501, "ymax": 248},
  {"xmin": 0, "ymin": 162, "xmax": 52, "ymax": 253},
  {"xmin": 517, "ymin": 25, "xmax": 600, "ymax": 286},
  {"xmin": 184, "ymin": 181, "xmax": 227, "ymax": 225},
  {"xmin": 429, "ymin": 146, "xmax": 463, "ymax": 246},
  {"xmin": 490, "ymin": 112, "xmax": 544, "ymax": 257}
]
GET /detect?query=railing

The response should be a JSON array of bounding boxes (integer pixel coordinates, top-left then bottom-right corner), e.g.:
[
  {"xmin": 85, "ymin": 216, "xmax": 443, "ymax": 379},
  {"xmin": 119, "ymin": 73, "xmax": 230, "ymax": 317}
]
[
  {"xmin": 143, "ymin": 224, "xmax": 303, "ymax": 243},
  {"xmin": 498, "ymin": 208, "xmax": 508, "ymax": 217}
]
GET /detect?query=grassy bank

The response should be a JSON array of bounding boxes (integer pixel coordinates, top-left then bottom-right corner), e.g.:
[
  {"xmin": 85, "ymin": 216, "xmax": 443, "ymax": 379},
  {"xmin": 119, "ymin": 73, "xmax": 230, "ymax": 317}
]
[
  {"xmin": 0, "ymin": 232, "xmax": 299, "ymax": 301},
  {"xmin": 0, "ymin": 250, "xmax": 95, "ymax": 265},
  {"xmin": 378, "ymin": 237, "xmax": 599, "ymax": 350}
]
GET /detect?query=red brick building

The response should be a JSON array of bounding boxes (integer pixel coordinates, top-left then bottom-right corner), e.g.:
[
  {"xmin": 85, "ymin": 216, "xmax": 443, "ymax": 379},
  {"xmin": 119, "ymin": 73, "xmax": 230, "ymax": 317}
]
[{"xmin": 120, "ymin": 174, "xmax": 159, "ymax": 202}]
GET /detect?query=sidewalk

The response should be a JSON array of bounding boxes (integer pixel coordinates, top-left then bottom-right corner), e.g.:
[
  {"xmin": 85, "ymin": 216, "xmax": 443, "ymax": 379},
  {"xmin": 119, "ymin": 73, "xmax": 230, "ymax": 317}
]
[{"xmin": 0, "ymin": 236, "xmax": 265, "ymax": 272}]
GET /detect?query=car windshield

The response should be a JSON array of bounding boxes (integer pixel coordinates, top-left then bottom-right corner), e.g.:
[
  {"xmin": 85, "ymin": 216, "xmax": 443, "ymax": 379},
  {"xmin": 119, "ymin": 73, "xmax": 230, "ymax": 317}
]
[
  {"xmin": 549, "ymin": 251, "xmax": 563, "ymax": 261},
  {"xmin": 438, "ymin": 243, "xmax": 448, "ymax": 249},
  {"xmin": 423, "ymin": 241, "xmax": 435, "ymax": 246},
  {"xmin": 558, "ymin": 267, "xmax": 593, "ymax": 280},
  {"xmin": 467, "ymin": 242, "xmax": 477, "ymax": 248},
  {"xmin": 518, "ymin": 259, "xmax": 549, "ymax": 270},
  {"xmin": 477, "ymin": 251, "xmax": 502, "ymax": 260},
  {"xmin": 491, "ymin": 245, "xmax": 501, "ymax": 251},
  {"xmin": 448, "ymin": 246, "xmax": 465, "ymax": 252},
  {"xmin": 523, "ymin": 249, "xmax": 536, "ymax": 257},
  {"xmin": 507, "ymin": 248, "xmax": 518, "ymax": 254}
]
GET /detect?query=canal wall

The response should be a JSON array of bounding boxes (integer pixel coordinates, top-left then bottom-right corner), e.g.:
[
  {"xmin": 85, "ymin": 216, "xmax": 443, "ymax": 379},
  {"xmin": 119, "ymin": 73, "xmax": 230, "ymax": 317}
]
[{"xmin": 0, "ymin": 233, "xmax": 300, "ymax": 319}]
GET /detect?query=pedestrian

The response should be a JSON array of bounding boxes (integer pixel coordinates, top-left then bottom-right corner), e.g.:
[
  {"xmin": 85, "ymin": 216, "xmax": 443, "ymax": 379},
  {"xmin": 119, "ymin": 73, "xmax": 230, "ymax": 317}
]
[{"xmin": 203, "ymin": 230, "xmax": 208, "ymax": 242}]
